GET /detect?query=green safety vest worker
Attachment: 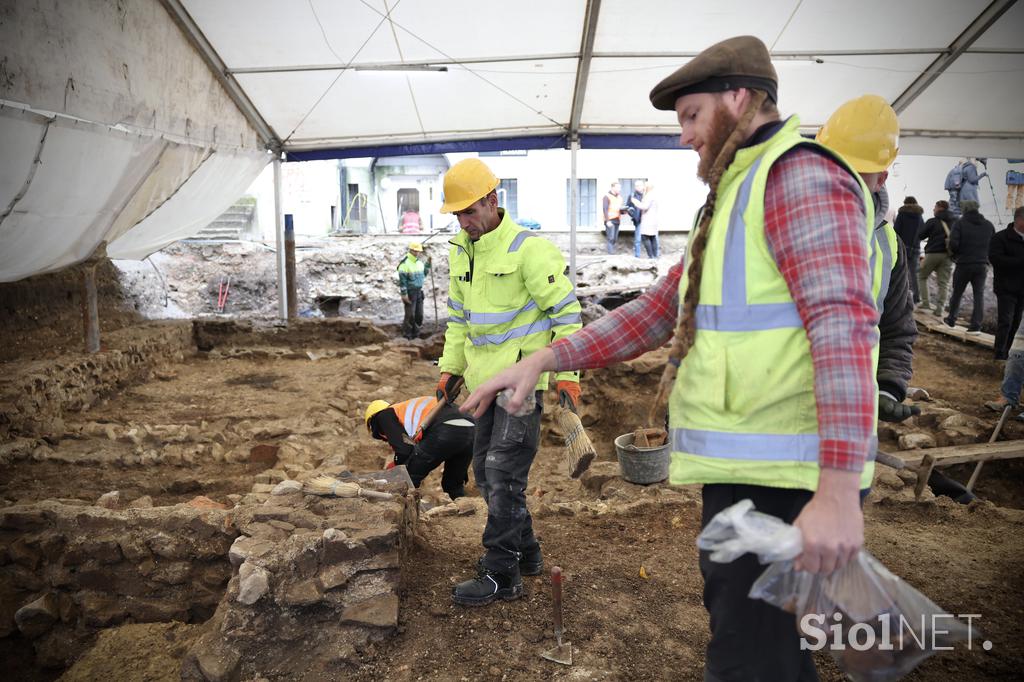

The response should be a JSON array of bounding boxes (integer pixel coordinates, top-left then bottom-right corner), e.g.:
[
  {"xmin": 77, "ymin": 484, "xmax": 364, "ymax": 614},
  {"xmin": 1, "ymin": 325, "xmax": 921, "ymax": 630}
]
[
  {"xmin": 397, "ymin": 252, "xmax": 430, "ymax": 296},
  {"xmin": 669, "ymin": 116, "xmax": 880, "ymax": 492},
  {"xmin": 439, "ymin": 211, "xmax": 582, "ymax": 392}
]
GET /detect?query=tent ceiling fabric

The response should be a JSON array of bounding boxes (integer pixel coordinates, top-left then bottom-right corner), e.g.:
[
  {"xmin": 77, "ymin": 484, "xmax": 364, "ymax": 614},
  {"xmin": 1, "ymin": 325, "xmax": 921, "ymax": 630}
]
[{"xmin": 180, "ymin": 0, "xmax": 1024, "ymax": 157}]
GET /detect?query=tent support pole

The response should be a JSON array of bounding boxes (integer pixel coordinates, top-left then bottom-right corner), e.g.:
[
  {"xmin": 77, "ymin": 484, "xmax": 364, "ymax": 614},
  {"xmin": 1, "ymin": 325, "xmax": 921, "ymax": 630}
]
[
  {"xmin": 569, "ymin": 138, "xmax": 579, "ymax": 288},
  {"xmin": 285, "ymin": 214, "xmax": 297, "ymax": 320},
  {"xmin": 82, "ymin": 263, "xmax": 100, "ymax": 354},
  {"xmin": 274, "ymin": 156, "xmax": 288, "ymax": 320}
]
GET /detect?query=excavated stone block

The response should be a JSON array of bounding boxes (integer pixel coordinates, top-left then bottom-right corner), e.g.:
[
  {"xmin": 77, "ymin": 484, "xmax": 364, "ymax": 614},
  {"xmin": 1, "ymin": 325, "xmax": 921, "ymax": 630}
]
[
  {"xmin": 237, "ymin": 563, "xmax": 270, "ymax": 606},
  {"xmin": 276, "ymin": 578, "xmax": 323, "ymax": 607},
  {"xmin": 898, "ymin": 432, "xmax": 936, "ymax": 450},
  {"xmin": 76, "ymin": 591, "xmax": 127, "ymax": 627},
  {"xmin": 15, "ymin": 593, "xmax": 59, "ymax": 638},
  {"xmin": 341, "ymin": 593, "xmax": 399, "ymax": 628}
]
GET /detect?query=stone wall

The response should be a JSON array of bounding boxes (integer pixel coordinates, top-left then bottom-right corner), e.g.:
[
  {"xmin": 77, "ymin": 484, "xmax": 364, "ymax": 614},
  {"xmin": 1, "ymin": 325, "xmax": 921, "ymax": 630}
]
[
  {"xmin": 0, "ymin": 321, "xmax": 194, "ymax": 440},
  {"xmin": 0, "ymin": 501, "xmax": 237, "ymax": 668},
  {"xmin": 182, "ymin": 483, "xmax": 416, "ymax": 681},
  {"xmin": 193, "ymin": 318, "xmax": 390, "ymax": 353}
]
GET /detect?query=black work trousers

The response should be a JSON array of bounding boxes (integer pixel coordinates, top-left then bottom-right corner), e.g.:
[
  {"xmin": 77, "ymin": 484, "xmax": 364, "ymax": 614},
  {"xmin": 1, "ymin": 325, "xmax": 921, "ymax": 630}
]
[
  {"xmin": 945, "ymin": 263, "xmax": 987, "ymax": 330},
  {"xmin": 402, "ymin": 287, "xmax": 424, "ymax": 339},
  {"xmin": 907, "ymin": 250, "xmax": 920, "ymax": 303},
  {"xmin": 700, "ymin": 484, "xmax": 819, "ymax": 682},
  {"xmin": 994, "ymin": 291, "xmax": 1024, "ymax": 359},
  {"xmin": 408, "ymin": 404, "xmax": 474, "ymax": 498},
  {"xmin": 473, "ymin": 392, "xmax": 542, "ymax": 576},
  {"xmin": 604, "ymin": 219, "xmax": 620, "ymax": 254}
]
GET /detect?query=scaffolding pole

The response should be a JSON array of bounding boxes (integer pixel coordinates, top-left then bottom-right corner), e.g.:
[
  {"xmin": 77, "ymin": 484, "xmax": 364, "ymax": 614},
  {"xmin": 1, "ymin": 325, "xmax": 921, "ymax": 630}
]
[
  {"xmin": 569, "ymin": 138, "xmax": 579, "ymax": 287},
  {"xmin": 273, "ymin": 156, "xmax": 288, "ymax": 319}
]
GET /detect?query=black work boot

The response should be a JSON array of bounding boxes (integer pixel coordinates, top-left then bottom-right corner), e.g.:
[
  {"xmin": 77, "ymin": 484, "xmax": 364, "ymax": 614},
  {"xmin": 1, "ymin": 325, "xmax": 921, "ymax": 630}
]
[
  {"xmin": 519, "ymin": 548, "xmax": 544, "ymax": 576},
  {"xmin": 452, "ymin": 567, "xmax": 523, "ymax": 607}
]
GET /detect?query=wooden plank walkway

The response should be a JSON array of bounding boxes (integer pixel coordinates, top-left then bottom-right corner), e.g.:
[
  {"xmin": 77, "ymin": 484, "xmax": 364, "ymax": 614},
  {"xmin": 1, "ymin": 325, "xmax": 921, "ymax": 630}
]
[
  {"xmin": 887, "ymin": 440, "xmax": 1024, "ymax": 468},
  {"xmin": 914, "ymin": 310, "xmax": 995, "ymax": 350}
]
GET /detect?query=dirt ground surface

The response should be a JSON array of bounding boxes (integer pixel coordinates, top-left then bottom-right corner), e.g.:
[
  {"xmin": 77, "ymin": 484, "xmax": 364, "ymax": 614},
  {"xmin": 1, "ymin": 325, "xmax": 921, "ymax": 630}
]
[{"xmin": 2, "ymin": 257, "xmax": 1022, "ymax": 680}]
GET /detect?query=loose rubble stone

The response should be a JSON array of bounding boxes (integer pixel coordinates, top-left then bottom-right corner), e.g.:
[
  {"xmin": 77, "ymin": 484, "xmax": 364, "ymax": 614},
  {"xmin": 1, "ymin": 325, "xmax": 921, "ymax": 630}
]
[
  {"xmin": 423, "ymin": 503, "xmax": 459, "ymax": 519},
  {"xmin": 96, "ymin": 491, "xmax": 121, "ymax": 509},
  {"xmin": 127, "ymin": 495, "xmax": 154, "ymax": 509},
  {"xmin": 15, "ymin": 593, "xmax": 59, "ymax": 638},
  {"xmin": 276, "ymin": 579, "xmax": 323, "ymax": 606},
  {"xmin": 186, "ymin": 496, "xmax": 228, "ymax": 510},
  {"xmin": 228, "ymin": 536, "xmax": 276, "ymax": 567},
  {"xmin": 454, "ymin": 497, "xmax": 481, "ymax": 515},
  {"xmin": 237, "ymin": 563, "xmax": 271, "ymax": 605},
  {"xmin": 580, "ymin": 461, "xmax": 620, "ymax": 493},
  {"xmin": 270, "ymin": 480, "xmax": 302, "ymax": 495},
  {"xmin": 898, "ymin": 433, "xmax": 936, "ymax": 450}
]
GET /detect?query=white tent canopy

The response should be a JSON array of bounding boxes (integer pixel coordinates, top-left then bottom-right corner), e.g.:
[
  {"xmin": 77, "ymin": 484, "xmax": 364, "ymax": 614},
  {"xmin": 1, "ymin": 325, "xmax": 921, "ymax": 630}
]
[
  {"xmin": 1, "ymin": 0, "xmax": 1022, "ymax": 284},
  {"xmin": 181, "ymin": 0, "xmax": 1024, "ymax": 158}
]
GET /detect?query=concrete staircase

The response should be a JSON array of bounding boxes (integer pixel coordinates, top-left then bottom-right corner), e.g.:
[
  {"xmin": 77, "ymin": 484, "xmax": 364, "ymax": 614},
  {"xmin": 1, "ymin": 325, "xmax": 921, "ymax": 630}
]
[{"xmin": 192, "ymin": 200, "xmax": 256, "ymax": 241}]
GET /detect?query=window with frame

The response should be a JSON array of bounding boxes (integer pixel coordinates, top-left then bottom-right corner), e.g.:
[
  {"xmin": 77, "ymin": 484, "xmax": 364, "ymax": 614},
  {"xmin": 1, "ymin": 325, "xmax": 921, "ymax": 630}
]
[
  {"xmin": 498, "ymin": 179, "xmax": 518, "ymax": 221},
  {"xmin": 565, "ymin": 178, "xmax": 597, "ymax": 227}
]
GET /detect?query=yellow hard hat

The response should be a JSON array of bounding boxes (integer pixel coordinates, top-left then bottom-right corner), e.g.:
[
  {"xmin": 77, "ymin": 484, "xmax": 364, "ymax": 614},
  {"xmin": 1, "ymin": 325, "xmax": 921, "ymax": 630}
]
[
  {"xmin": 816, "ymin": 94, "xmax": 899, "ymax": 173},
  {"xmin": 440, "ymin": 158, "xmax": 500, "ymax": 213},
  {"xmin": 364, "ymin": 400, "xmax": 390, "ymax": 431},
  {"xmin": 409, "ymin": 242, "xmax": 423, "ymax": 252}
]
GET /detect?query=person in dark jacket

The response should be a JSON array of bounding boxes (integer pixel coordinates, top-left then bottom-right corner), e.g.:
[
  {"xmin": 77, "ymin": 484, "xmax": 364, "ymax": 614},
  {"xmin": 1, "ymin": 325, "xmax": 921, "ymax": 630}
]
[
  {"xmin": 989, "ymin": 206, "xmax": 1024, "ymax": 359},
  {"xmin": 918, "ymin": 199, "xmax": 957, "ymax": 317},
  {"xmin": 944, "ymin": 200, "xmax": 996, "ymax": 333},
  {"xmin": 894, "ymin": 196, "xmax": 925, "ymax": 303}
]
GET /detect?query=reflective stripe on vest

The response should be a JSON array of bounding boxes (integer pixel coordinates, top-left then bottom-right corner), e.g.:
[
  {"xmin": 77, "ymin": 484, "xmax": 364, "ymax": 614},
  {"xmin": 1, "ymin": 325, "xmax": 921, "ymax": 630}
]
[
  {"xmin": 394, "ymin": 396, "xmax": 437, "ymax": 438},
  {"xmin": 673, "ymin": 428, "xmax": 879, "ymax": 463},
  {"xmin": 693, "ymin": 155, "xmax": 803, "ymax": 333},
  {"xmin": 872, "ymin": 224, "xmax": 896, "ymax": 312}
]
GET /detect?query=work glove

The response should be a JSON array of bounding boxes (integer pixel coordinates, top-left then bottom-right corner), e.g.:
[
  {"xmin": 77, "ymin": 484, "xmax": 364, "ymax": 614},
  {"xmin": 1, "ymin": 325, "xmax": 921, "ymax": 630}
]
[
  {"xmin": 878, "ymin": 391, "xmax": 921, "ymax": 423},
  {"xmin": 436, "ymin": 373, "xmax": 463, "ymax": 403},
  {"xmin": 557, "ymin": 381, "xmax": 581, "ymax": 413}
]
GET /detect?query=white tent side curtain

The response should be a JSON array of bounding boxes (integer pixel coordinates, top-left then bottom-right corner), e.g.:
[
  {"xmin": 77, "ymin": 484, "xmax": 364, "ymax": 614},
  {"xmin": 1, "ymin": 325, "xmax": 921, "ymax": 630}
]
[{"xmin": 0, "ymin": 106, "xmax": 268, "ymax": 282}]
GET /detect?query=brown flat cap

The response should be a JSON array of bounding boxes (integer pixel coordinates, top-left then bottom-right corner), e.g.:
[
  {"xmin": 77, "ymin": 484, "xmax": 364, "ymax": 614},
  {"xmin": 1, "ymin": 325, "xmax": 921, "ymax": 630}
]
[{"xmin": 649, "ymin": 35, "xmax": 778, "ymax": 111}]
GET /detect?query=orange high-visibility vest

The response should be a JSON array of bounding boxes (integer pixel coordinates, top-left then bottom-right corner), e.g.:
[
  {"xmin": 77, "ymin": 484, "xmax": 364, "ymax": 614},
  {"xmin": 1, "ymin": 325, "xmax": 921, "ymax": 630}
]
[
  {"xmin": 605, "ymin": 193, "xmax": 622, "ymax": 221},
  {"xmin": 390, "ymin": 395, "xmax": 438, "ymax": 442}
]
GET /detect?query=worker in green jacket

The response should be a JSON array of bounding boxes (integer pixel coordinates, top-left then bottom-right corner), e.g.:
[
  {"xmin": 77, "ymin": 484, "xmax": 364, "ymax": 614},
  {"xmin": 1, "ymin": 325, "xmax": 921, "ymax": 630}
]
[
  {"xmin": 437, "ymin": 158, "xmax": 583, "ymax": 606},
  {"xmin": 397, "ymin": 242, "xmax": 430, "ymax": 339}
]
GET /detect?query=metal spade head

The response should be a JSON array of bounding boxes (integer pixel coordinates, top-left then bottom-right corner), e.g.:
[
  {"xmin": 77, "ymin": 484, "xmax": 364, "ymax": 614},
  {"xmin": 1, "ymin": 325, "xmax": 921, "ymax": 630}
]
[
  {"xmin": 540, "ymin": 638, "xmax": 572, "ymax": 666},
  {"xmin": 540, "ymin": 566, "xmax": 573, "ymax": 665}
]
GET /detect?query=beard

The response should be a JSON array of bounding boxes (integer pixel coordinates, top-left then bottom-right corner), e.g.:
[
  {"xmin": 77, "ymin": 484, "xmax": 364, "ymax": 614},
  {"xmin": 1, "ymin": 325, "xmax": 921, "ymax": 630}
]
[{"xmin": 697, "ymin": 103, "xmax": 740, "ymax": 183}]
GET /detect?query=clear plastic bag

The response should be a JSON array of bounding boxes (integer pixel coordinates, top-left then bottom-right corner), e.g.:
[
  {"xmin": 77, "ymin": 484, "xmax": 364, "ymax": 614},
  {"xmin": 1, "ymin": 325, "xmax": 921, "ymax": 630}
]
[{"xmin": 697, "ymin": 500, "xmax": 973, "ymax": 682}]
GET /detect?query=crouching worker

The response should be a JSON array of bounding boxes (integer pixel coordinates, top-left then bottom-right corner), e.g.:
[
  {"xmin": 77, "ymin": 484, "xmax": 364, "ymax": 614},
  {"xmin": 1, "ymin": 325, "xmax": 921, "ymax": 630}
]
[{"xmin": 364, "ymin": 396, "xmax": 474, "ymax": 499}]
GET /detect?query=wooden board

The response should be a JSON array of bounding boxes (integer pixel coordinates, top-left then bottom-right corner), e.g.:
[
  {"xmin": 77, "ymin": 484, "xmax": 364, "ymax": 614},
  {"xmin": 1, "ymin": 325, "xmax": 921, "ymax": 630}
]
[
  {"xmin": 887, "ymin": 440, "xmax": 1024, "ymax": 468},
  {"xmin": 914, "ymin": 310, "xmax": 995, "ymax": 349}
]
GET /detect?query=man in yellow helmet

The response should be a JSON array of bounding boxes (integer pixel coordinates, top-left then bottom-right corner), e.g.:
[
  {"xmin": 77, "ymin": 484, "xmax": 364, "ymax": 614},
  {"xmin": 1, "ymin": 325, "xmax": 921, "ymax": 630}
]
[
  {"xmin": 397, "ymin": 242, "xmax": 431, "ymax": 339},
  {"xmin": 363, "ymin": 396, "xmax": 473, "ymax": 499},
  {"xmin": 437, "ymin": 157, "xmax": 582, "ymax": 606},
  {"xmin": 816, "ymin": 95, "xmax": 920, "ymax": 424}
]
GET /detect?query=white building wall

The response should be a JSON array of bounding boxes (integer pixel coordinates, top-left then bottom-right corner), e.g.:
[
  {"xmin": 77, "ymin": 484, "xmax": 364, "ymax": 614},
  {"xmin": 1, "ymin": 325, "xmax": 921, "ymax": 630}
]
[{"xmin": 245, "ymin": 150, "xmax": 1020, "ymax": 242}]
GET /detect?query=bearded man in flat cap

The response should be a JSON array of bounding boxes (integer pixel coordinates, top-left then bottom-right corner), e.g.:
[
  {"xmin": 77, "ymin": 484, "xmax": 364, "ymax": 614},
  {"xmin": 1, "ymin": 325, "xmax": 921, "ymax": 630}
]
[{"xmin": 464, "ymin": 35, "xmax": 880, "ymax": 679}]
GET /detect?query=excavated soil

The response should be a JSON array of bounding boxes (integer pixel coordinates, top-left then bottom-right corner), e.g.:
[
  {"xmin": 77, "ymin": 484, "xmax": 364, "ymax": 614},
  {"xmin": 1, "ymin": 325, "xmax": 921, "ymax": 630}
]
[{"xmin": 1, "ymin": 306, "xmax": 1022, "ymax": 679}]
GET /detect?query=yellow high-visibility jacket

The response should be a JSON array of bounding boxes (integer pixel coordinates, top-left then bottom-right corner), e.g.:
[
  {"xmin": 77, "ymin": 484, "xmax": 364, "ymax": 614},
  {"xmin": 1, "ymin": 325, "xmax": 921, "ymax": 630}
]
[{"xmin": 439, "ymin": 210, "xmax": 582, "ymax": 392}]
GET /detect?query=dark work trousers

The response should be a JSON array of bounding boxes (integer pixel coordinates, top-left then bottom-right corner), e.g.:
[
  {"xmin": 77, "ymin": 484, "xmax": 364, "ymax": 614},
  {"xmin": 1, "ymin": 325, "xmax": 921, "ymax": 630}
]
[
  {"xmin": 700, "ymin": 484, "xmax": 819, "ymax": 682},
  {"xmin": 407, "ymin": 404, "xmax": 474, "ymax": 498},
  {"xmin": 994, "ymin": 291, "xmax": 1024, "ymax": 359},
  {"xmin": 907, "ymin": 251, "xmax": 920, "ymax": 303},
  {"xmin": 604, "ymin": 219, "xmax": 620, "ymax": 254},
  {"xmin": 402, "ymin": 287, "xmax": 424, "ymax": 339},
  {"xmin": 946, "ymin": 263, "xmax": 988, "ymax": 329},
  {"xmin": 473, "ymin": 391, "xmax": 543, "ymax": 576},
  {"xmin": 641, "ymin": 234, "xmax": 660, "ymax": 259}
]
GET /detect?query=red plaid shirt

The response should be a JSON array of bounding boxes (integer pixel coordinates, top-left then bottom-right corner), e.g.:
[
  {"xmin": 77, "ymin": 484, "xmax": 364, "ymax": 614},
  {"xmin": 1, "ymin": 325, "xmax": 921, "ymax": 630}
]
[{"xmin": 551, "ymin": 147, "xmax": 879, "ymax": 472}]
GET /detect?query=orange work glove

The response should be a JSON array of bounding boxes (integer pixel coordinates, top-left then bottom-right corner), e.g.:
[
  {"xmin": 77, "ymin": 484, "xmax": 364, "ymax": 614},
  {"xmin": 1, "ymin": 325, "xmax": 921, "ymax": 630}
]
[
  {"xmin": 557, "ymin": 381, "xmax": 581, "ymax": 412},
  {"xmin": 436, "ymin": 373, "xmax": 463, "ymax": 402}
]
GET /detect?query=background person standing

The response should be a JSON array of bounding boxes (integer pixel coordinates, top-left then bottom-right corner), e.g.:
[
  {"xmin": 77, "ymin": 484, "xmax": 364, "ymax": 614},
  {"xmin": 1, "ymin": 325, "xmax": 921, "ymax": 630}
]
[
  {"xmin": 397, "ymin": 242, "xmax": 430, "ymax": 339},
  {"xmin": 945, "ymin": 200, "xmax": 996, "ymax": 333},
  {"xmin": 918, "ymin": 200, "xmax": 957, "ymax": 317},
  {"xmin": 894, "ymin": 196, "xmax": 925, "ymax": 304},
  {"xmin": 625, "ymin": 179, "xmax": 646, "ymax": 257},
  {"xmin": 633, "ymin": 181, "xmax": 660, "ymax": 258},
  {"xmin": 602, "ymin": 181, "xmax": 623, "ymax": 254},
  {"xmin": 989, "ymin": 206, "xmax": 1024, "ymax": 359}
]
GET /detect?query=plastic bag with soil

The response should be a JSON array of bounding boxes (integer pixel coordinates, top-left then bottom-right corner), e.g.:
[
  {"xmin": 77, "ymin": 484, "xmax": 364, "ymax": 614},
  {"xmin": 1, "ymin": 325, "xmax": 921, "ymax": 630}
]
[{"xmin": 697, "ymin": 500, "xmax": 972, "ymax": 682}]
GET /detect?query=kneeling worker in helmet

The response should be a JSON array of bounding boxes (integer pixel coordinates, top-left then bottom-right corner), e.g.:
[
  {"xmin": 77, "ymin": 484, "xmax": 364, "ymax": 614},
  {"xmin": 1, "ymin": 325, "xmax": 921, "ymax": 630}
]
[
  {"xmin": 437, "ymin": 157, "xmax": 582, "ymax": 606},
  {"xmin": 364, "ymin": 395, "xmax": 473, "ymax": 499}
]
